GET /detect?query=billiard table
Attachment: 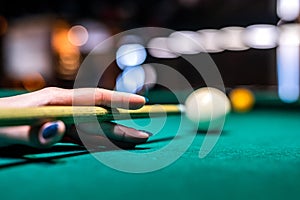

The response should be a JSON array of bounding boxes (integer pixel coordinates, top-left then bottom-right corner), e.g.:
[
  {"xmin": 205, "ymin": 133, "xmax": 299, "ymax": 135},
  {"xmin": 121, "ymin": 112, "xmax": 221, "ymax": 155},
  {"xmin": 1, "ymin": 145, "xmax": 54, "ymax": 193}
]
[{"xmin": 0, "ymin": 89, "xmax": 300, "ymax": 200}]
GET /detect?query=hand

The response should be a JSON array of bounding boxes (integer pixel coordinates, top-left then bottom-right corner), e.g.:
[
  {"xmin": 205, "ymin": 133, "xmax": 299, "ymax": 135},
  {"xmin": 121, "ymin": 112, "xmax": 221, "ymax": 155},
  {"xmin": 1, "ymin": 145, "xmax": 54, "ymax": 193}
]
[{"xmin": 0, "ymin": 87, "xmax": 150, "ymax": 149}]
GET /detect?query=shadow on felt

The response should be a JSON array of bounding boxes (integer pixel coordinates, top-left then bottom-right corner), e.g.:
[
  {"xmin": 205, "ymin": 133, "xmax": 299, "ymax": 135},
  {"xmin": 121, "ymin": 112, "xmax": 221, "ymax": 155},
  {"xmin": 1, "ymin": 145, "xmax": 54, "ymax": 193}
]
[{"xmin": 0, "ymin": 142, "xmax": 149, "ymax": 169}]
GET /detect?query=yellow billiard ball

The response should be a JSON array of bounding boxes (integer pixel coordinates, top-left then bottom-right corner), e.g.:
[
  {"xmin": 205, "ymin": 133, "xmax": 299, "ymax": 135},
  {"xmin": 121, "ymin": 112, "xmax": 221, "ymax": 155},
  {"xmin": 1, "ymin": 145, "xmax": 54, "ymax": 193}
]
[{"xmin": 229, "ymin": 87, "xmax": 255, "ymax": 113}]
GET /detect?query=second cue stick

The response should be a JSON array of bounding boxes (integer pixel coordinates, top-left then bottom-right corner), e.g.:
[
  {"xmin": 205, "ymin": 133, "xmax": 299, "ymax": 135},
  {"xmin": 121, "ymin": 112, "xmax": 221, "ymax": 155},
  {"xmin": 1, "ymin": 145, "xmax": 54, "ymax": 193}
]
[{"xmin": 0, "ymin": 104, "xmax": 185, "ymax": 127}]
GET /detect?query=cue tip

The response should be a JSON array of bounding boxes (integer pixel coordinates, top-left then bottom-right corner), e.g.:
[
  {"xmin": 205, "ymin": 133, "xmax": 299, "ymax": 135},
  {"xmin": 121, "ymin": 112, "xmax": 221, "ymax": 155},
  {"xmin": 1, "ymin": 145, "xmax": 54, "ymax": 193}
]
[{"xmin": 177, "ymin": 104, "xmax": 186, "ymax": 113}]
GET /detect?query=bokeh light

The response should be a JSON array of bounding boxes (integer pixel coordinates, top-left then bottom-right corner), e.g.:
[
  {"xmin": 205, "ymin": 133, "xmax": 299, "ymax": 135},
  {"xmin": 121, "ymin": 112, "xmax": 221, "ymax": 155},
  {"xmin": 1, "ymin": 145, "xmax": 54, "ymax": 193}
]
[
  {"xmin": 197, "ymin": 29, "xmax": 223, "ymax": 53},
  {"xmin": 278, "ymin": 23, "xmax": 300, "ymax": 46},
  {"xmin": 219, "ymin": 27, "xmax": 249, "ymax": 51},
  {"xmin": 116, "ymin": 66, "xmax": 145, "ymax": 93},
  {"xmin": 0, "ymin": 16, "xmax": 8, "ymax": 36},
  {"xmin": 52, "ymin": 20, "xmax": 81, "ymax": 80},
  {"xmin": 21, "ymin": 72, "xmax": 46, "ymax": 92},
  {"xmin": 277, "ymin": 45, "xmax": 300, "ymax": 103},
  {"xmin": 3, "ymin": 17, "xmax": 53, "ymax": 79},
  {"xmin": 167, "ymin": 31, "xmax": 204, "ymax": 54},
  {"xmin": 147, "ymin": 37, "xmax": 179, "ymax": 58},
  {"xmin": 142, "ymin": 64, "xmax": 157, "ymax": 90},
  {"xmin": 68, "ymin": 25, "xmax": 89, "ymax": 46},
  {"xmin": 277, "ymin": 0, "xmax": 300, "ymax": 21},
  {"xmin": 116, "ymin": 43, "xmax": 147, "ymax": 70},
  {"xmin": 117, "ymin": 34, "xmax": 144, "ymax": 46},
  {"xmin": 77, "ymin": 20, "xmax": 111, "ymax": 54},
  {"xmin": 243, "ymin": 24, "xmax": 279, "ymax": 49}
]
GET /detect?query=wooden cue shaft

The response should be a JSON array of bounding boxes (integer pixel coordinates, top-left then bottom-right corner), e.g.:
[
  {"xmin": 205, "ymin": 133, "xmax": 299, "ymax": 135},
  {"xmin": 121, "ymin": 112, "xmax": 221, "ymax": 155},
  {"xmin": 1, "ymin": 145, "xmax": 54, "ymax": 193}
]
[{"xmin": 0, "ymin": 104, "xmax": 185, "ymax": 127}]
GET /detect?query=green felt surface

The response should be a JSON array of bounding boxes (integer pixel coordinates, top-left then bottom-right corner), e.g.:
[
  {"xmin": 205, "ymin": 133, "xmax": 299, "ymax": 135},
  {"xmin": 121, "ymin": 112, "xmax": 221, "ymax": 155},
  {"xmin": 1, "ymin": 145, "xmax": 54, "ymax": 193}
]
[{"xmin": 0, "ymin": 90, "xmax": 300, "ymax": 200}]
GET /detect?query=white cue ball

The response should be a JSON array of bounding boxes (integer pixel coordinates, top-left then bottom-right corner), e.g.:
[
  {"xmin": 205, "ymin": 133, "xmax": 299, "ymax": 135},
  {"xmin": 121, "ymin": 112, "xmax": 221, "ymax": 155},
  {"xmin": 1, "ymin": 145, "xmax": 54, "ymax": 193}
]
[{"xmin": 185, "ymin": 87, "xmax": 231, "ymax": 131}]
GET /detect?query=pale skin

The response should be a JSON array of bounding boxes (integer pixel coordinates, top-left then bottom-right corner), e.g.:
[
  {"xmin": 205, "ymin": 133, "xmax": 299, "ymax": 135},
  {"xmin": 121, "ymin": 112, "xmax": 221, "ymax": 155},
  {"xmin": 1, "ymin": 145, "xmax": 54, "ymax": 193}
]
[{"xmin": 0, "ymin": 87, "xmax": 151, "ymax": 149}]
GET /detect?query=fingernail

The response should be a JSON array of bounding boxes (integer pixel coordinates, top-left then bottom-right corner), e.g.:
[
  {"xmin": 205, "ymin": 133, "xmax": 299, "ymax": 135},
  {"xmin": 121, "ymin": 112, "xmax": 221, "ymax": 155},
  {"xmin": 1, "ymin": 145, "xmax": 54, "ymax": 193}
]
[
  {"xmin": 144, "ymin": 97, "xmax": 149, "ymax": 103},
  {"xmin": 42, "ymin": 123, "xmax": 59, "ymax": 139},
  {"xmin": 138, "ymin": 130, "xmax": 153, "ymax": 137}
]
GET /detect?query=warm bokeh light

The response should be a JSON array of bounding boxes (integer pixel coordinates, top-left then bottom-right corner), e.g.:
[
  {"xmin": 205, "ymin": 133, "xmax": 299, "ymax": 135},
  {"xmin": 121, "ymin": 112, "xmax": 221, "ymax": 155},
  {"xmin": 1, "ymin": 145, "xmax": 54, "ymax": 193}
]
[
  {"xmin": 22, "ymin": 73, "xmax": 46, "ymax": 92},
  {"xmin": 0, "ymin": 16, "xmax": 8, "ymax": 36},
  {"xmin": 52, "ymin": 20, "xmax": 81, "ymax": 79}
]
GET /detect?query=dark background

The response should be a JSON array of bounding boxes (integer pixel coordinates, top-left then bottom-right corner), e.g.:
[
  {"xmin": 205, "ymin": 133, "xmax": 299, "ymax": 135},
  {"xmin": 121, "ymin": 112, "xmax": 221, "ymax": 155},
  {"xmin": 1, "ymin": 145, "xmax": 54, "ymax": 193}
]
[
  {"xmin": 0, "ymin": 0, "xmax": 278, "ymax": 28},
  {"xmin": 0, "ymin": 0, "xmax": 279, "ymax": 89}
]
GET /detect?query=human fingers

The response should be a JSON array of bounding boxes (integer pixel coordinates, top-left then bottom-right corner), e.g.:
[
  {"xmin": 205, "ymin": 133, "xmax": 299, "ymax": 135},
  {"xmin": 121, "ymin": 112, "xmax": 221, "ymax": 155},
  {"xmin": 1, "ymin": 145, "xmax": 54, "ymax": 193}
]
[
  {"xmin": 78, "ymin": 121, "xmax": 151, "ymax": 144},
  {"xmin": 63, "ymin": 122, "xmax": 151, "ymax": 148},
  {"xmin": 0, "ymin": 121, "xmax": 65, "ymax": 148},
  {"xmin": 45, "ymin": 87, "xmax": 147, "ymax": 109},
  {"xmin": 0, "ymin": 87, "xmax": 147, "ymax": 109}
]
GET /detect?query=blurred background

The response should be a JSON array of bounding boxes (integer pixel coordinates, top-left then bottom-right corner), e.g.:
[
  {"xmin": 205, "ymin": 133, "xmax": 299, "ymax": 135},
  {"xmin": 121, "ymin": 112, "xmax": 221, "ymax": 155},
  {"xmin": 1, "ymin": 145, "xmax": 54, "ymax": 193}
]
[{"xmin": 0, "ymin": 0, "xmax": 299, "ymax": 104}]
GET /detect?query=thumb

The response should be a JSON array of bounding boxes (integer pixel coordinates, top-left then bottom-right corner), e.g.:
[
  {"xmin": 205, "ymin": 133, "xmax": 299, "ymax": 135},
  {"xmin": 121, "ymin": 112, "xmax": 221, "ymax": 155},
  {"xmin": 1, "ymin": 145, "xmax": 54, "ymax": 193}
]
[
  {"xmin": 0, "ymin": 121, "xmax": 66, "ymax": 148},
  {"xmin": 32, "ymin": 121, "xmax": 66, "ymax": 148}
]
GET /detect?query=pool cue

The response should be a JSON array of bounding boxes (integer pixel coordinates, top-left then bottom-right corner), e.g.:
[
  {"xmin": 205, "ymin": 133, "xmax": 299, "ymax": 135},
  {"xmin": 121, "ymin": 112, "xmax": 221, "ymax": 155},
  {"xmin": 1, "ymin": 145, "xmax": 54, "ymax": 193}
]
[{"xmin": 0, "ymin": 104, "xmax": 185, "ymax": 127}]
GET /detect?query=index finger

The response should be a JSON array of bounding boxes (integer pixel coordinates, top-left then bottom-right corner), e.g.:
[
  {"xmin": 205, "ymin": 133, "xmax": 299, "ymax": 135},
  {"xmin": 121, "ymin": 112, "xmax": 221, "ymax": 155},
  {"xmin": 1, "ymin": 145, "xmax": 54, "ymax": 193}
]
[{"xmin": 47, "ymin": 87, "xmax": 147, "ymax": 109}]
